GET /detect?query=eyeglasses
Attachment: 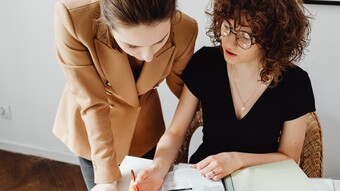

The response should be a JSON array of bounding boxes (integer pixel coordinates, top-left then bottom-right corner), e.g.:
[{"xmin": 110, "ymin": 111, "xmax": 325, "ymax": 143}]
[{"xmin": 220, "ymin": 20, "xmax": 255, "ymax": 50}]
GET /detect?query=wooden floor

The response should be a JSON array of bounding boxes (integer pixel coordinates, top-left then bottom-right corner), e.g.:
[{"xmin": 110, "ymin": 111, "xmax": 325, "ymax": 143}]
[{"xmin": 0, "ymin": 150, "xmax": 87, "ymax": 191}]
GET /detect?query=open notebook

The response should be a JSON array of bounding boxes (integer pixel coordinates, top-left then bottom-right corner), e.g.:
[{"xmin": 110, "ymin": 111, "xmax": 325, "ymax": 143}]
[{"xmin": 223, "ymin": 159, "xmax": 314, "ymax": 191}]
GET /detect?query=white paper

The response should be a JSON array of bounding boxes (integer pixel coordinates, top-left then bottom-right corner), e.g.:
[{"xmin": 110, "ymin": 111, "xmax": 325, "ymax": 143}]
[
  {"xmin": 118, "ymin": 156, "xmax": 153, "ymax": 191},
  {"xmin": 161, "ymin": 166, "xmax": 225, "ymax": 191}
]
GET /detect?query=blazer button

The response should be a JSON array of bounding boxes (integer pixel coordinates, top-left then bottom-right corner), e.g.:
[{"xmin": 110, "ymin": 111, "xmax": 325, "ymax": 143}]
[
  {"xmin": 153, "ymin": 84, "xmax": 159, "ymax": 89},
  {"xmin": 105, "ymin": 81, "xmax": 111, "ymax": 87},
  {"xmin": 109, "ymin": 104, "xmax": 114, "ymax": 108},
  {"xmin": 106, "ymin": 90, "xmax": 113, "ymax": 95}
]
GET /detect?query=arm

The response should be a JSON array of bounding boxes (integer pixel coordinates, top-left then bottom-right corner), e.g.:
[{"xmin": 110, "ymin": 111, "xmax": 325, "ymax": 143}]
[
  {"xmin": 166, "ymin": 13, "xmax": 198, "ymax": 98},
  {"xmin": 54, "ymin": 2, "xmax": 120, "ymax": 185},
  {"xmin": 132, "ymin": 85, "xmax": 199, "ymax": 191},
  {"xmin": 195, "ymin": 114, "xmax": 308, "ymax": 181}
]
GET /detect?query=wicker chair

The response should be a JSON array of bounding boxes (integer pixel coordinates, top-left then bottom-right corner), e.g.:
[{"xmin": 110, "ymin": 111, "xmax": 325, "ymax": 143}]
[
  {"xmin": 174, "ymin": 106, "xmax": 323, "ymax": 178},
  {"xmin": 300, "ymin": 112, "xmax": 323, "ymax": 177}
]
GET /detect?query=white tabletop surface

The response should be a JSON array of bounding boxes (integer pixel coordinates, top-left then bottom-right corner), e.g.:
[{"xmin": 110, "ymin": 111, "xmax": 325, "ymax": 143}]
[
  {"xmin": 310, "ymin": 178, "xmax": 340, "ymax": 191},
  {"xmin": 118, "ymin": 156, "xmax": 340, "ymax": 191},
  {"xmin": 334, "ymin": 180, "xmax": 340, "ymax": 191}
]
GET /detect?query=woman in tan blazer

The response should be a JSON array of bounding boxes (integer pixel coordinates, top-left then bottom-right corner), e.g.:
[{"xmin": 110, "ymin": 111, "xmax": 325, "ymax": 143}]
[{"xmin": 53, "ymin": 0, "xmax": 198, "ymax": 190}]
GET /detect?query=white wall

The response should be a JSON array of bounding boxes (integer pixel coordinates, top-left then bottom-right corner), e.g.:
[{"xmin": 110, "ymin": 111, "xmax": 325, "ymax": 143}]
[
  {"xmin": 299, "ymin": 4, "xmax": 340, "ymax": 179},
  {"xmin": 0, "ymin": 0, "xmax": 77, "ymax": 163},
  {"xmin": 0, "ymin": 0, "xmax": 339, "ymax": 179}
]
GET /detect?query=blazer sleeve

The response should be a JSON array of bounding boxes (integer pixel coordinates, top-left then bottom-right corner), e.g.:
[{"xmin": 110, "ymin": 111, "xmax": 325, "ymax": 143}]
[
  {"xmin": 166, "ymin": 12, "xmax": 198, "ymax": 98},
  {"xmin": 54, "ymin": 2, "xmax": 121, "ymax": 183}
]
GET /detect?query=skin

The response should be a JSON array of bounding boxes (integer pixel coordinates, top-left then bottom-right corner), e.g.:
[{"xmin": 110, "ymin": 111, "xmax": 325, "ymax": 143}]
[
  {"xmin": 111, "ymin": 19, "xmax": 171, "ymax": 62},
  {"xmin": 90, "ymin": 19, "xmax": 171, "ymax": 191},
  {"xmin": 130, "ymin": 19, "xmax": 307, "ymax": 191}
]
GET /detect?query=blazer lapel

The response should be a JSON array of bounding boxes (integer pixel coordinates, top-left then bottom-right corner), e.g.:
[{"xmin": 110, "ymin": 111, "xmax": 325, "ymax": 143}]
[
  {"xmin": 136, "ymin": 41, "xmax": 175, "ymax": 95},
  {"xmin": 94, "ymin": 39, "xmax": 139, "ymax": 107},
  {"xmin": 94, "ymin": 37, "xmax": 176, "ymax": 103}
]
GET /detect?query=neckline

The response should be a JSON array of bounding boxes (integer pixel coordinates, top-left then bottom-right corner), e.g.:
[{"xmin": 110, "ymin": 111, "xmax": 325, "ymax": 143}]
[
  {"xmin": 230, "ymin": 64, "xmax": 262, "ymax": 112},
  {"xmin": 224, "ymin": 63, "xmax": 269, "ymax": 121}
]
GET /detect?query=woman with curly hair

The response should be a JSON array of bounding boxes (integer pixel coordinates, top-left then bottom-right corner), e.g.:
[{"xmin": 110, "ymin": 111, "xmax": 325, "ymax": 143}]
[{"xmin": 131, "ymin": 0, "xmax": 314, "ymax": 190}]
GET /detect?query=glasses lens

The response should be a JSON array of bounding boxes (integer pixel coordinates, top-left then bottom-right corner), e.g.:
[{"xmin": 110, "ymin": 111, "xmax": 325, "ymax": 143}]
[
  {"xmin": 236, "ymin": 32, "xmax": 252, "ymax": 49},
  {"xmin": 221, "ymin": 20, "xmax": 254, "ymax": 49},
  {"xmin": 221, "ymin": 22, "xmax": 230, "ymax": 37}
]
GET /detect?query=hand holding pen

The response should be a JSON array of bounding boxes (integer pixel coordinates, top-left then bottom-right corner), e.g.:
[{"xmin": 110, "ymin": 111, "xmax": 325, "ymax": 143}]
[
  {"xmin": 131, "ymin": 169, "xmax": 139, "ymax": 191},
  {"xmin": 129, "ymin": 166, "xmax": 165, "ymax": 191}
]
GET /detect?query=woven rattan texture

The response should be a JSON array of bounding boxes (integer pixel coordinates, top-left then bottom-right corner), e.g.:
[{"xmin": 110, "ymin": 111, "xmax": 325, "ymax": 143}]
[{"xmin": 299, "ymin": 112, "xmax": 323, "ymax": 177}]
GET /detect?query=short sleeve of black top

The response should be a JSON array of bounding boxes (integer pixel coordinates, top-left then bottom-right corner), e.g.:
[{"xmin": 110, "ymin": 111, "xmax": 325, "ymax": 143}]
[{"xmin": 181, "ymin": 46, "xmax": 316, "ymax": 163}]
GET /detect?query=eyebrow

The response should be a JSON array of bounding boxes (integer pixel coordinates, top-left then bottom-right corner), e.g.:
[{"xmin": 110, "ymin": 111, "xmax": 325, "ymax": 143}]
[
  {"xmin": 124, "ymin": 32, "xmax": 169, "ymax": 47},
  {"xmin": 225, "ymin": 21, "xmax": 252, "ymax": 34}
]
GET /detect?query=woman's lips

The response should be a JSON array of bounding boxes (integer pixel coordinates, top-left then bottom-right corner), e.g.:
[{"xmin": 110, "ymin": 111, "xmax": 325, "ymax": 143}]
[{"xmin": 225, "ymin": 49, "xmax": 237, "ymax": 57}]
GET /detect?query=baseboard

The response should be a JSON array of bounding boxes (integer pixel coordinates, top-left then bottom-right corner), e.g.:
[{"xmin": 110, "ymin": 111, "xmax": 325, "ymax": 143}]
[{"xmin": 0, "ymin": 140, "xmax": 79, "ymax": 165}]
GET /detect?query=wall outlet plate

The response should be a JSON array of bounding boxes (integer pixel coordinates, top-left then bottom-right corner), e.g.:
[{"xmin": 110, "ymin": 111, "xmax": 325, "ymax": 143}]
[{"xmin": 0, "ymin": 104, "xmax": 12, "ymax": 119}]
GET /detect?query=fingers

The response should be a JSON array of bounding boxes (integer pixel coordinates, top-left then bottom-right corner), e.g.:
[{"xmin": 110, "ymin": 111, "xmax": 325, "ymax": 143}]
[
  {"xmin": 195, "ymin": 155, "xmax": 226, "ymax": 181},
  {"xmin": 196, "ymin": 156, "xmax": 211, "ymax": 170},
  {"xmin": 133, "ymin": 170, "xmax": 147, "ymax": 187},
  {"xmin": 131, "ymin": 172, "xmax": 164, "ymax": 191},
  {"xmin": 203, "ymin": 169, "xmax": 224, "ymax": 181},
  {"xmin": 196, "ymin": 156, "xmax": 216, "ymax": 176},
  {"xmin": 191, "ymin": 163, "xmax": 197, "ymax": 169},
  {"xmin": 134, "ymin": 171, "xmax": 143, "ymax": 184},
  {"xmin": 129, "ymin": 180, "xmax": 138, "ymax": 191}
]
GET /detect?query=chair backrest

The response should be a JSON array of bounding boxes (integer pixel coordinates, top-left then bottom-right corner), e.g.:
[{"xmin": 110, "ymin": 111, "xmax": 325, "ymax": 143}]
[
  {"xmin": 299, "ymin": 112, "xmax": 323, "ymax": 177},
  {"xmin": 174, "ymin": 106, "xmax": 203, "ymax": 164},
  {"xmin": 174, "ymin": 106, "xmax": 323, "ymax": 178}
]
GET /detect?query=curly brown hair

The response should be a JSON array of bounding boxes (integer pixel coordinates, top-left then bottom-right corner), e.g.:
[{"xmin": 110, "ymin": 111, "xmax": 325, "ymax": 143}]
[{"xmin": 206, "ymin": 0, "xmax": 311, "ymax": 86}]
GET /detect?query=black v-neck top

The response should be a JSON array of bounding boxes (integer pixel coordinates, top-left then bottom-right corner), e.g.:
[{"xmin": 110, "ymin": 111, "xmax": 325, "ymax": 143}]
[{"xmin": 181, "ymin": 46, "xmax": 316, "ymax": 163}]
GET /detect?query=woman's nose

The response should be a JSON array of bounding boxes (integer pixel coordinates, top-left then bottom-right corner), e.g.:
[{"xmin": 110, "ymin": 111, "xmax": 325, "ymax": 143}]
[{"xmin": 141, "ymin": 48, "xmax": 154, "ymax": 62}]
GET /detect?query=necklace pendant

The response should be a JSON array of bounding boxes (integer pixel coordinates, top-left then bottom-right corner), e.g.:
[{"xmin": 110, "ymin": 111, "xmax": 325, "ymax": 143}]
[{"xmin": 241, "ymin": 105, "xmax": 246, "ymax": 111}]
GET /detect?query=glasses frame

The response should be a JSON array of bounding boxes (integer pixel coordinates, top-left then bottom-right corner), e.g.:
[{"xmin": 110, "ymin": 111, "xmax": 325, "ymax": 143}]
[{"xmin": 220, "ymin": 20, "xmax": 255, "ymax": 50}]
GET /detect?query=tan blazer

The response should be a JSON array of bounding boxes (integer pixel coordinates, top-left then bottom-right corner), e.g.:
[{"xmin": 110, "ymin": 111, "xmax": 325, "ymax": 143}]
[{"xmin": 53, "ymin": 0, "xmax": 198, "ymax": 183}]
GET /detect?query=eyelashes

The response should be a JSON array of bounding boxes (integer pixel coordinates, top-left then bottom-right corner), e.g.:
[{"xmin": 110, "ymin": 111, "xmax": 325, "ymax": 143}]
[
  {"xmin": 128, "ymin": 45, "xmax": 138, "ymax": 49},
  {"xmin": 126, "ymin": 34, "xmax": 167, "ymax": 50}
]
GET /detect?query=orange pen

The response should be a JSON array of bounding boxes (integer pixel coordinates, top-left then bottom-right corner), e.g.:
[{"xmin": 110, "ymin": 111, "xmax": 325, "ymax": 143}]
[{"xmin": 131, "ymin": 169, "xmax": 139, "ymax": 191}]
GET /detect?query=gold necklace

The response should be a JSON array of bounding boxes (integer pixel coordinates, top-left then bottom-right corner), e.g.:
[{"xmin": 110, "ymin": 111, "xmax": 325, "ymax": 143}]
[{"xmin": 230, "ymin": 65, "xmax": 260, "ymax": 112}]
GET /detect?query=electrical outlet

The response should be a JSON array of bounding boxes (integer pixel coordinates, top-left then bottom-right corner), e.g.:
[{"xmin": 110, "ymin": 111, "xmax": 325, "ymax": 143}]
[{"xmin": 0, "ymin": 104, "xmax": 12, "ymax": 120}]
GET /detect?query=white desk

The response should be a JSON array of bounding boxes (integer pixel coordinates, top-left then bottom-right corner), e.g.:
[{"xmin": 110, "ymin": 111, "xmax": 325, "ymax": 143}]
[
  {"xmin": 334, "ymin": 180, "xmax": 340, "ymax": 191},
  {"xmin": 118, "ymin": 156, "xmax": 339, "ymax": 191},
  {"xmin": 310, "ymin": 178, "xmax": 340, "ymax": 191}
]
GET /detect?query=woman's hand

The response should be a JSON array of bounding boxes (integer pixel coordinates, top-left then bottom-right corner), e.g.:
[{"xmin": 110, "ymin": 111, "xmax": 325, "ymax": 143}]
[
  {"xmin": 192, "ymin": 152, "xmax": 242, "ymax": 181},
  {"xmin": 90, "ymin": 182, "xmax": 117, "ymax": 191},
  {"xmin": 129, "ymin": 165, "xmax": 164, "ymax": 191}
]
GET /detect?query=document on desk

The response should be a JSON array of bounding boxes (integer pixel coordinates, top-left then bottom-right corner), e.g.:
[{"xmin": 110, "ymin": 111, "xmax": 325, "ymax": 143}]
[
  {"xmin": 118, "ymin": 156, "xmax": 224, "ymax": 191},
  {"xmin": 161, "ymin": 164, "xmax": 225, "ymax": 191},
  {"xmin": 224, "ymin": 159, "xmax": 315, "ymax": 191}
]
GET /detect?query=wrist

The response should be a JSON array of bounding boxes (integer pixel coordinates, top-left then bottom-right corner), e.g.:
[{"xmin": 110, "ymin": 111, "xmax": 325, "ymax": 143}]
[
  {"xmin": 150, "ymin": 162, "xmax": 168, "ymax": 178},
  {"xmin": 231, "ymin": 152, "xmax": 244, "ymax": 169}
]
